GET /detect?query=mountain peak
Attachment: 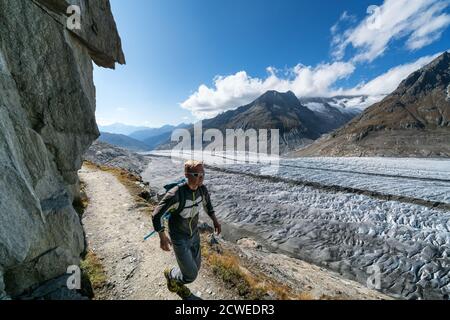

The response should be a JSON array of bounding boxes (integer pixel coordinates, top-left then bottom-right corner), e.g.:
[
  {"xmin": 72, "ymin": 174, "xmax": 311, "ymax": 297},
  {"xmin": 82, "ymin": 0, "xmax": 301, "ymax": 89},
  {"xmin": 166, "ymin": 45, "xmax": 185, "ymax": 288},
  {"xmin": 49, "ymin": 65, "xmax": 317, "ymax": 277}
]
[
  {"xmin": 255, "ymin": 90, "xmax": 300, "ymax": 106},
  {"xmin": 423, "ymin": 51, "xmax": 450, "ymax": 72},
  {"xmin": 395, "ymin": 51, "xmax": 450, "ymax": 96},
  {"xmin": 438, "ymin": 50, "xmax": 450, "ymax": 60},
  {"xmin": 259, "ymin": 90, "xmax": 296, "ymax": 97}
]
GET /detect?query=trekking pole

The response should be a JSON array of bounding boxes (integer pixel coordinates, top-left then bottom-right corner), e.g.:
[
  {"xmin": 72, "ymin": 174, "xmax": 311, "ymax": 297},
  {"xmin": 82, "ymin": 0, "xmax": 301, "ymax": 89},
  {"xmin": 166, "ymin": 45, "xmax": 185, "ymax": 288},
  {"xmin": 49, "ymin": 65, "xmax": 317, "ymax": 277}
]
[{"xmin": 144, "ymin": 211, "xmax": 171, "ymax": 240}]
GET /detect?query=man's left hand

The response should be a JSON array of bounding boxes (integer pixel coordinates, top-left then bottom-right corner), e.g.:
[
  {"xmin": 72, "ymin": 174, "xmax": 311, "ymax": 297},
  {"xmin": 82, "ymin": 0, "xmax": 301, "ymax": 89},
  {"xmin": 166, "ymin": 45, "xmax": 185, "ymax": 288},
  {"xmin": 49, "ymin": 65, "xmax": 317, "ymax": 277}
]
[{"xmin": 213, "ymin": 218, "xmax": 222, "ymax": 235}]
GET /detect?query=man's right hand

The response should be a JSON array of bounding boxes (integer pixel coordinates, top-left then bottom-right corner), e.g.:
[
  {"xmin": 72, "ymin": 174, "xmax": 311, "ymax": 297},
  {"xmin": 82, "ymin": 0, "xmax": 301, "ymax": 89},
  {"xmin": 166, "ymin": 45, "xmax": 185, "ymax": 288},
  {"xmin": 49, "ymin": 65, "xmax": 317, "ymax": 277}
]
[{"xmin": 159, "ymin": 232, "xmax": 172, "ymax": 251}]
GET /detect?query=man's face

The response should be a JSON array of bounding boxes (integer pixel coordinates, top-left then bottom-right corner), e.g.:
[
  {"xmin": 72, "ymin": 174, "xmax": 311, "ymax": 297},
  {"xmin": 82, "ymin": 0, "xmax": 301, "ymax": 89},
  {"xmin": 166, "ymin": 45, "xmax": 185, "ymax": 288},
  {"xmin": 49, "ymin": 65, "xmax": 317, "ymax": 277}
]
[{"xmin": 185, "ymin": 165, "xmax": 205, "ymax": 189}]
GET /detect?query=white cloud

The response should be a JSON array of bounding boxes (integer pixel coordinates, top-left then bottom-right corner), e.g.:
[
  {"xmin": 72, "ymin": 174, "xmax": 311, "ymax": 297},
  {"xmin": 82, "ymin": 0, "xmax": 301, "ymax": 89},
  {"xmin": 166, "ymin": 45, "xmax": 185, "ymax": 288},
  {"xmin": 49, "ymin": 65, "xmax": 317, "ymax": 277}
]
[
  {"xmin": 406, "ymin": 2, "xmax": 450, "ymax": 50},
  {"xmin": 331, "ymin": 11, "xmax": 356, "ymax": 35},
  {"xmin": 181, "ymin": 62, "xmax": 355, "ymax": 118},
  {"xmin": 341, "ymin": 53, "xmax": 442, "ymax": 96},
  {"xmin": 180, "ymin": 0, "xmax": 450, "ymax": 119},
  {"xmin": 180, "ymin": 70, "xmax": 286, "ymax": 118},
  {"xmin": 96, "ymin": 118, "xmax": 116, "ymax": 126},
  {"xmin": 332, "ymin": 0, "xmax": 450, "ymax": 62},
  {"xmin": 180, "ymin": 52, "xmax": 445, "ymax": 118}
]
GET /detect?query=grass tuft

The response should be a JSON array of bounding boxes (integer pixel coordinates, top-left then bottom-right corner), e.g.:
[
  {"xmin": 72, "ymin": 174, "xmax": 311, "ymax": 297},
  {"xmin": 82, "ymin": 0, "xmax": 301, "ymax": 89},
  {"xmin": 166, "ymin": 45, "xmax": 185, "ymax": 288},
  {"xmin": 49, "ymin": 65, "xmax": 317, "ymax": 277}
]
[
  {"xmin": 201, "ymin": 237, "xmax": 313, "ymax": 300},
  {"xmin": 80, "ymin": 250, "xmax": 107, "ymax": 290}
]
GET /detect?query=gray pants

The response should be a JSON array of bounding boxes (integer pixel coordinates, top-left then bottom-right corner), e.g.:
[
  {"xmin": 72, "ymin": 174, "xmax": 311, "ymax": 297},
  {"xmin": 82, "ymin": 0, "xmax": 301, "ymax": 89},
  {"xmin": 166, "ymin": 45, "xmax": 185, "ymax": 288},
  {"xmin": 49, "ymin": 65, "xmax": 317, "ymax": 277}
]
[{"xmin": 169, "ymin": 232, "xmax": 201, "ymax": 284}]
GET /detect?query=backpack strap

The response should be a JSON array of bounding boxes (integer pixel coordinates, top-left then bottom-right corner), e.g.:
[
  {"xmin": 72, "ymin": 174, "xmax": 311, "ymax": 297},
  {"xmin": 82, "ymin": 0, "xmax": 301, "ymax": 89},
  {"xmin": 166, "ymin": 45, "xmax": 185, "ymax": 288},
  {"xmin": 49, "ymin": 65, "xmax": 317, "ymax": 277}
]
[
  {"xmin": 199, "ymin": 186, "xmax": 206, "ymax": 207},
  {"xmin": 172, "ymin": 181, "xmax": 187, "ymax": 216},
  {"xmin": 163, "ymin": 178, "xmax": 186, "ymax": 192}
]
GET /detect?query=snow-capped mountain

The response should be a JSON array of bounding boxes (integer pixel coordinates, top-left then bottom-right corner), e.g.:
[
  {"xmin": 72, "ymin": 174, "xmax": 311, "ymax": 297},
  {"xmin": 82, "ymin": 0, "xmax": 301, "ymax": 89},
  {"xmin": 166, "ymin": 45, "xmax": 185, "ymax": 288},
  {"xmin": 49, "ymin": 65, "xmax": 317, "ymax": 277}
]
[
  {"xmin": 297, "ymin": 52, "xmax": 450, "ymax": 157},
  {"xmin": 300, "ymin": 95, "xmax": 386, "ymax": 114},
  {"xmin": 157, "ymin": 90, "xmax": 361, "ymax": 153}
]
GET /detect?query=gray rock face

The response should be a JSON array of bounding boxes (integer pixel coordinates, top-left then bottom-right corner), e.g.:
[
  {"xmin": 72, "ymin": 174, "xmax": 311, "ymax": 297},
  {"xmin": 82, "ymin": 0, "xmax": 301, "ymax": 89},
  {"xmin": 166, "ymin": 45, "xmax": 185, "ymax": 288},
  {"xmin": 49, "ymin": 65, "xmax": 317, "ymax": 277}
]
[
  {"xmin": 33, "ymin": 0, "xmax": 125, "ymax": 68},
  {"xmin": 0, "ymin": 269, "xmax": 7, "ymax": 300},
  {"xmin": 16, "ymin": 274, "xmax": 90, "ymax": 300},
  {"xmin": 0, "ymin": 0, "xmax": 124, "ymax": 298}
]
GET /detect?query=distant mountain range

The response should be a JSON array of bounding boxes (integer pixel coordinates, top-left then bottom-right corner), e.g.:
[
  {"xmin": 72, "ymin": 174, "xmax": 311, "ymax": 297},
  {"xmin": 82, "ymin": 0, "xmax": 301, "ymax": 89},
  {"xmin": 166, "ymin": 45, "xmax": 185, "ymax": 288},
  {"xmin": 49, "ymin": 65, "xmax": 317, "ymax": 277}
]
[
  {"xmin": 99, "ymin": 132, "xmax": 152, "ymax": 152},
  {"xmin": 129, "ymin": 123, "xmax": 190, "ymax": 149},
  {"xmin": 98, "ymin": 123, "xmax": 151, "ymax": 136},
  {"xmin": 97, "ymin": 123, "xmax": 190, "ymax": 151},
  {"xmin": 98, "ymin": 52, "xmax": 450, "ymax": 159},
  {"xmin": 297, "ymin": 52, "xmax": 450, "ymax": 157},
  {"xmin": 129, "ymin": 125, "xmax": 178, "ymax": 141},
  {"xmin": 157, "ymin": 91, "xmax": 367, "ymax": 153}
]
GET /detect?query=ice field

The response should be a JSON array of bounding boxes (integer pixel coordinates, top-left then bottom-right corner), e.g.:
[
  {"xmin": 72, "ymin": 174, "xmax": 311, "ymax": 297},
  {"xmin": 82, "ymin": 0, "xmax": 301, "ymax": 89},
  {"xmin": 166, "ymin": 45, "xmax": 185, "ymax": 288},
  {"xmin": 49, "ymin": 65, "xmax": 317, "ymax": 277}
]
[{"xmin": 142, "ymin": 152, "xmax": 450, "ymax": 299}]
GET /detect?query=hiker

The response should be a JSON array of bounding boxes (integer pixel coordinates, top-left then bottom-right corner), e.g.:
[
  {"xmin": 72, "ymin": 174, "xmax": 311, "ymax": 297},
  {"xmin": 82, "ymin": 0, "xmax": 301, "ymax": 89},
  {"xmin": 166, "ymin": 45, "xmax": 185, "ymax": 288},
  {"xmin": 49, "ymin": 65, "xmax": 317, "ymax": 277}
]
[{"xmin": 151, "ymin": 160, "xmax": 221, "ymax": 299}]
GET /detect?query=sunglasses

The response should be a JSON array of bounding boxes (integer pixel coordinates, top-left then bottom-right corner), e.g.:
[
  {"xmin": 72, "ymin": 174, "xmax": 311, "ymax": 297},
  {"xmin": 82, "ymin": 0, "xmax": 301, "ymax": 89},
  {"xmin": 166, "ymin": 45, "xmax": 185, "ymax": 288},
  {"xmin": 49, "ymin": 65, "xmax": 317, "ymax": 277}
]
[{"xmin": 186, "ymin": 172, "xmax": 205, "ymax": 178}]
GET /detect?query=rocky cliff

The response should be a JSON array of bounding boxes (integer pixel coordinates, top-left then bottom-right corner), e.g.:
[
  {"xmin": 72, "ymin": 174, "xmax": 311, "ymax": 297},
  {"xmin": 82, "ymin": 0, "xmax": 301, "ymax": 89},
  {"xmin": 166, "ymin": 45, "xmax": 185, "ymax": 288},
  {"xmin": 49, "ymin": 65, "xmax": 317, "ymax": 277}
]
[{"xmin": 0, "ymin": 0, "xmax": 124, "ymax": 298}]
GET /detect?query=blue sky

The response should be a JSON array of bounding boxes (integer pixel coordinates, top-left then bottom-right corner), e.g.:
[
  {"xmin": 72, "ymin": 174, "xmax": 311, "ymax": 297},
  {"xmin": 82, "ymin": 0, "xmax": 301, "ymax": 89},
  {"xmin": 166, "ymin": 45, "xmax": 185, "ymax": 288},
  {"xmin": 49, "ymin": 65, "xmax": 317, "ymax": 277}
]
[{"xmin": 94, "ymin": 0, "xmax": 450, "ymax": 127}]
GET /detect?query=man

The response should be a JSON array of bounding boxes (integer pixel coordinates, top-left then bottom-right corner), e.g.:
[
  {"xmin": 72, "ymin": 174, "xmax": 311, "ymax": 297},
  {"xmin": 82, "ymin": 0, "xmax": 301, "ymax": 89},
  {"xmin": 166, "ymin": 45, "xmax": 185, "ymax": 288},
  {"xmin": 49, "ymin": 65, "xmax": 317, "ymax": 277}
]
[{"xmin": 152, "ymin": 160, "xmax": 221, "ymax": 299}]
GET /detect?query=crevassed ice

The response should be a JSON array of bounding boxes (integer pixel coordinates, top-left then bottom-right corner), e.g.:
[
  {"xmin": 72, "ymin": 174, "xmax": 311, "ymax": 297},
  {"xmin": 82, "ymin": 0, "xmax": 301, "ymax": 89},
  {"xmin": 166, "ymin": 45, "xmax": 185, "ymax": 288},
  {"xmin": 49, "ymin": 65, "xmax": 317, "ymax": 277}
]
[{"xmin": 446, "ymin": 84, "xmax": 450, "ymax": 101}]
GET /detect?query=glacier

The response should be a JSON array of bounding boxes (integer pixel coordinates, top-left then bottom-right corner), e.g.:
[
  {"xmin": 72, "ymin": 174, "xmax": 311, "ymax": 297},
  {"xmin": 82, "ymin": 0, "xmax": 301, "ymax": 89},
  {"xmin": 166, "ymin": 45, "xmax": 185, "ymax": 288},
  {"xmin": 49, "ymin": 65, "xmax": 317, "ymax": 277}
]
[{"xmin": 142, "ymin": 153, "xmax": 450, "ymax": 299}]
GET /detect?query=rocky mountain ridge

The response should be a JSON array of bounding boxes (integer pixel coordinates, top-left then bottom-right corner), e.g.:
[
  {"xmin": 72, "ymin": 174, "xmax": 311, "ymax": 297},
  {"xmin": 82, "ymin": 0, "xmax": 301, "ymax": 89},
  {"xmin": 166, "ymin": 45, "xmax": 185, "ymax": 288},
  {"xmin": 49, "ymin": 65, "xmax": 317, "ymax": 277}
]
[
  {"xmin": 157, "ymin": 91, "xmax": 362, "ymax": 153},
  {"xmin": 297, "ymin": 52, "xmax": 450, "ymax": 157}
]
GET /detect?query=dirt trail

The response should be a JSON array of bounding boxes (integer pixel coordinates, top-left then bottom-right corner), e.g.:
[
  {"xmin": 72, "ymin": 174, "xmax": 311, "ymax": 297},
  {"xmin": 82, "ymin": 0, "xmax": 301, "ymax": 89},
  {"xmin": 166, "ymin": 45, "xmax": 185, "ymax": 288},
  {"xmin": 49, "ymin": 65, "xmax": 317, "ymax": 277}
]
[{"xmin": 78, "ymin": 164, "xmax": 238, "ymax": 300}]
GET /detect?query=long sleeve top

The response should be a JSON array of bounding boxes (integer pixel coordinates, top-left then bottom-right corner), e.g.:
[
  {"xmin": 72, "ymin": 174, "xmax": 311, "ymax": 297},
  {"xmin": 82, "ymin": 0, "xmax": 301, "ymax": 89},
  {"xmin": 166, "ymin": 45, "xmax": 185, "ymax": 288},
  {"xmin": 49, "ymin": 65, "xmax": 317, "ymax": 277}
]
[{"xmin": 152, "ymin": 183, "xmax": 215, "ymax": 239}]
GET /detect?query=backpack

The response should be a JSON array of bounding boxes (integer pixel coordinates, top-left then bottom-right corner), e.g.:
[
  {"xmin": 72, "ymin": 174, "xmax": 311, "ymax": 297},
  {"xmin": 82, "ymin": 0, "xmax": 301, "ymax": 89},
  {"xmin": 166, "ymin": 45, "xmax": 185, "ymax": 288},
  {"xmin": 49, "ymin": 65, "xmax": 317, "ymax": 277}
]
[
  {"xmin": 144, "ymin": 178, "xmax": 188, "ymax": 241},
  {"xmin": 162, "ymin": 178, "xmax": 187, "ymax": 216},
  {"xmin": 144, "ymin": 178, "xmax": 208, "ymax": 240},
  {"xmin": 161, "ymin": 178, "xmax": 206, "ymax": 216}
]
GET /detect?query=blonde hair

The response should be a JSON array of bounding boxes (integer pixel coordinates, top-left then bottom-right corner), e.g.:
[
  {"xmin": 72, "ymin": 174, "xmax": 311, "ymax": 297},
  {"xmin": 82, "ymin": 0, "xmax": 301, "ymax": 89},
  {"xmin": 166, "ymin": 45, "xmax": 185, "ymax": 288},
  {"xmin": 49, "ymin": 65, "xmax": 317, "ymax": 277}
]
[{"xmin": 184, "ymin": 160, "xmax": 204, "ymax": 172}]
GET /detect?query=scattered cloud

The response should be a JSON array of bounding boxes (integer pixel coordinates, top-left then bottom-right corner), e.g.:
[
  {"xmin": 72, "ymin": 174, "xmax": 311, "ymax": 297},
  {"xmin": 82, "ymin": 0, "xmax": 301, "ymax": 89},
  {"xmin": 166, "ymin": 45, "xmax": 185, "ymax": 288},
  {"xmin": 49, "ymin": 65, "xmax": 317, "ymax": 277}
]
[
  {"xmin": 332, "ymin": 0, "xmax": 450, "ymax": 62},
  {"xmin": 406, "ymin": 2, "xmax": 450, "ymax": 50},
  {"xmin": 96, "ymin": 118, "xmax": 116, "ymax": 126},
  {"xmin": 181, "ymin": 51, "xmax": 445, "ymax": 118},
  {"xmin": 341, "ymin": 52, "xmax": 442, "ymax": 96},
  {"xmin": 181, "ymin": 62, "xmax": 355, "ymax": 118},
  {"xmin": 180, "ymin": 1, "xmax": 450, "ymax": 119},
  {"xmin": 331, "ymin": 11, "xmax": 357, "ymax": 36}
]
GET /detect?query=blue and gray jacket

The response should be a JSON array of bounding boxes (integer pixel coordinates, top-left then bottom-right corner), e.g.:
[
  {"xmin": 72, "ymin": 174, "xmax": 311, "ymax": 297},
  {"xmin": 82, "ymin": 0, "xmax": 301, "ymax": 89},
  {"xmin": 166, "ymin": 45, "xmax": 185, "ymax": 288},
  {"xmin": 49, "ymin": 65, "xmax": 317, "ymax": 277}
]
[{"xmin": 152, "ymin": 183, "xmax": 215, "ymax": 240}]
